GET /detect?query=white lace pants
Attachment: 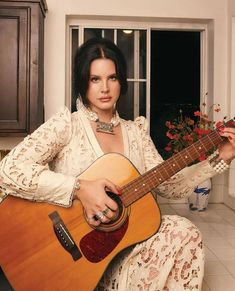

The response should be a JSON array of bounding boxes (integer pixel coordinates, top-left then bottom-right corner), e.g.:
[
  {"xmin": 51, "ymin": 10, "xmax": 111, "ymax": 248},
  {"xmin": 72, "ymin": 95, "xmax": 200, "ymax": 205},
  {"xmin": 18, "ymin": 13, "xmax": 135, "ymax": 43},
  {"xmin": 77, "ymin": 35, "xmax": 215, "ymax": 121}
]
[{"xmin": 96, "ymin": 215, "xmax": 204, "ymax": 291}]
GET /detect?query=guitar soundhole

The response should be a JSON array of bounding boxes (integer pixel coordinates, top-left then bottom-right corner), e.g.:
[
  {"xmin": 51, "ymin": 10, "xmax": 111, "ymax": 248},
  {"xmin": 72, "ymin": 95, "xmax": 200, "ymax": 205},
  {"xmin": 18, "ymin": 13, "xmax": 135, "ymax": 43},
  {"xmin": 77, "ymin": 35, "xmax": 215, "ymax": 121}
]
[
  {"xmin": 93, "ymin": 191, "xmax": 129, "ymax": 232},
  {"xmin": 106, "ymin": 191, "xmax": 123, "ymax": 223}
]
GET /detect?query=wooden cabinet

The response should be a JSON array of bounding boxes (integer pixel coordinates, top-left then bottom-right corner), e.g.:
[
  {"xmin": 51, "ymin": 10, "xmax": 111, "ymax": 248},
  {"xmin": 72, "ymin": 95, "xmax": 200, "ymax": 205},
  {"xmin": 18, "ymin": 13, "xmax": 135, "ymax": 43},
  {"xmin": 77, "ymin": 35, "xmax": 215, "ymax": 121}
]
[{"xmin": 0, "ymin": 0, "xmax": 47, "ymax": 136}]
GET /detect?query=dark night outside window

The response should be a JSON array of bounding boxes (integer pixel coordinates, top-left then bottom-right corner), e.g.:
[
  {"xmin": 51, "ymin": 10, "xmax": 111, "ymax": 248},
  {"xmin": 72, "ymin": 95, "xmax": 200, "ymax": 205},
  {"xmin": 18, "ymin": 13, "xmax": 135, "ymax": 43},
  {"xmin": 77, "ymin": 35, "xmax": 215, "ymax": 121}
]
[{"xmin": 150, "ymin": 31, "xmax": 200, "ymax": 158}]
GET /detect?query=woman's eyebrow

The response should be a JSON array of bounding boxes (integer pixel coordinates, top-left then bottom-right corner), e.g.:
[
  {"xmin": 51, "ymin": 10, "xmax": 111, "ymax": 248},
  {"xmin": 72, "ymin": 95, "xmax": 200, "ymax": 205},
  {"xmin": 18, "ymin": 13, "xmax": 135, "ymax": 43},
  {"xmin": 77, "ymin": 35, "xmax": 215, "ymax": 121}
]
[{"xmin": 89, "ymin": 73, "xmax": 117, "ymax": 77}]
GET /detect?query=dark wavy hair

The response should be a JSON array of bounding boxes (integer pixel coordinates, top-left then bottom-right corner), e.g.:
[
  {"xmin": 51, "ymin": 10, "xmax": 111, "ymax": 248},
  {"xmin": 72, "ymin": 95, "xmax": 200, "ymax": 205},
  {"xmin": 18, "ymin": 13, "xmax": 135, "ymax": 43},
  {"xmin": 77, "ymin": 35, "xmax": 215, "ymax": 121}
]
[{"xmin": 73, "ymin": 37, "xmax": 128, "ymax": 107}]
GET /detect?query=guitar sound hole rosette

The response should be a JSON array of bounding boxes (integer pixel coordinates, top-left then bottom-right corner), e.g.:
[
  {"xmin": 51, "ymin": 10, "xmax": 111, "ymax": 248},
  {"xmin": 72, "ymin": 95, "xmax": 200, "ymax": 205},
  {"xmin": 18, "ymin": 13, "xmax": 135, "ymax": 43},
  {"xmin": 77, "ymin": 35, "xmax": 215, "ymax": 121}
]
[{"xmin": 95, "ymin": 191, "xmax": 130, "ymax": 232}]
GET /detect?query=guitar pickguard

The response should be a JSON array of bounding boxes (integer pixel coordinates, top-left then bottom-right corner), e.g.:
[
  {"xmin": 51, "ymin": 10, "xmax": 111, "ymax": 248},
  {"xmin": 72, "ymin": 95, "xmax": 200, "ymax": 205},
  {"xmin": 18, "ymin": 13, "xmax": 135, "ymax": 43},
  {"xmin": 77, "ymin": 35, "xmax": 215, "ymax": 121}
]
[{"xmin": 80, "ymin": 219, "xmax": 129, "ymax": 263}]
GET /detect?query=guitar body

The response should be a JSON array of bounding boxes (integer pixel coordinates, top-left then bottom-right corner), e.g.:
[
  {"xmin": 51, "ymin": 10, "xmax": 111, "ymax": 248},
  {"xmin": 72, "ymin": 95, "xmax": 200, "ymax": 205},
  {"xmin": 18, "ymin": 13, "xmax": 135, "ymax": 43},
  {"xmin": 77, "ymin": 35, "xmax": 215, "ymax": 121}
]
[{"xmin": 0, "ymin": 153, "xmax": 161, "ymax": 291}]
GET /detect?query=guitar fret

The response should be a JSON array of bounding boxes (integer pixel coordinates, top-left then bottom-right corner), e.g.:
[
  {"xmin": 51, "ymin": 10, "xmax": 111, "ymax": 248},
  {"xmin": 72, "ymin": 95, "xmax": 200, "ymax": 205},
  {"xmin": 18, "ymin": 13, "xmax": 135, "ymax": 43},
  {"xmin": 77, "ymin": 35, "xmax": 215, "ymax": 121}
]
[
  {"xmin": 191, "ymin": 144, "xmax": 202, "ymax": 159},
  {"xmin": 153, "ymin": 169, "xmax": 164, "ymax": 183},
  {"xmin": 159, "ymin": 163, "xmax": 171, "ymax": 180},
  {"xmin": 168, "ymin": 159, "xmax": 182, "ymax": 174},
  {"xmin": 165, "ymin": 161, "xmax": 177, "ymax": 176},
  {"xmin": 199, "ymin": 140, "xmax": 208, "ymax": 152},
  {"xmin": 208, "ymin": 131, "xmax": 222, "ymax": 146},
  {"xmin": 184, "ymin": 147, "xmax": 195, "ymax": 164},
  {"xmin": 177, "ymin": 153, "xmax": 188, "ymax": 168},
  {"xmin": 147, "ymin": 169, "xmax": 164, "ymax": 188}
]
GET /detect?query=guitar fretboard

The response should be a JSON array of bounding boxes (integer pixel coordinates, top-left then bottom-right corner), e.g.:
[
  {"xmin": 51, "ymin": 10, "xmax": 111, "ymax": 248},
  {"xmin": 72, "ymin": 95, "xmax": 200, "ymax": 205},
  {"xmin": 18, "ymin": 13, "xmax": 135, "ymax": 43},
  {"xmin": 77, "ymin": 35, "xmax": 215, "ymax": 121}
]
[{"xmin": 120, "ymin": 121, "xmax": 233, "ymax": 207}]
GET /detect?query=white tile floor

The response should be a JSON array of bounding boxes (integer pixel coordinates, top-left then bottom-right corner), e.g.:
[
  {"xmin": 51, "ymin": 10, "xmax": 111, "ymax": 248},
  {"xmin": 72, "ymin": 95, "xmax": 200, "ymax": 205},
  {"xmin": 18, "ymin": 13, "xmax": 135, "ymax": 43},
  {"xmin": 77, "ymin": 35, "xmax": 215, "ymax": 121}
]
[{"xmin": 159, "ymin": 203, "xmax": 235, "ymax": 291}]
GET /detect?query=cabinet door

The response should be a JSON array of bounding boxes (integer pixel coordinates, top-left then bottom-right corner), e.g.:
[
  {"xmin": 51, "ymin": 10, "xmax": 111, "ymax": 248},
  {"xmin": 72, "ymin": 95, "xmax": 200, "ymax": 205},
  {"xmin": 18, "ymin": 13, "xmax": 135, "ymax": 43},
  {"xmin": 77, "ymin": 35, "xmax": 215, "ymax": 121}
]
[{"xmin": 0, "ymin": 7, "xmax": 28, "ymax": 135}]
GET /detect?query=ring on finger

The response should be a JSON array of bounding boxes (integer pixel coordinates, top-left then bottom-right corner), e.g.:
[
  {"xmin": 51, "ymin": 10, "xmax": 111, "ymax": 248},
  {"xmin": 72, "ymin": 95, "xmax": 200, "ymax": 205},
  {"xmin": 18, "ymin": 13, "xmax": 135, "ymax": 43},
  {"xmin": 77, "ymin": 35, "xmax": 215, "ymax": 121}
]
[
  {"xmin": 102, "ymin": 207, "xmax": 110, "ymax": 216},
  {"xmin": 94, "ymin": 211, "xmax": 105, "ymax": 221}
]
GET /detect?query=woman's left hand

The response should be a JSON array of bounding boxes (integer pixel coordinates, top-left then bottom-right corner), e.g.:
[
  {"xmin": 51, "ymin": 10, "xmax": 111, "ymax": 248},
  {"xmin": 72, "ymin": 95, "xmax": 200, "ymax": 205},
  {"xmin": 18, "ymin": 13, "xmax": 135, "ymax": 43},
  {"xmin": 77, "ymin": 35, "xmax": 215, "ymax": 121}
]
[{"xmin": 218, "ymin": 127, "xmax": 235, "ymax": 162}]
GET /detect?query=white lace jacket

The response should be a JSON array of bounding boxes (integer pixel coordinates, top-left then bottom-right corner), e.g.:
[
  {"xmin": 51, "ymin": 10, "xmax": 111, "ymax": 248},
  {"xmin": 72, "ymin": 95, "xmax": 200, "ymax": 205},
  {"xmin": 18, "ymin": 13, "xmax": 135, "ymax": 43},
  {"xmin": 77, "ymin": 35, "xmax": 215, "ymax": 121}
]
[{"xmin": 0, "ymin": 107, "xmax": 216, "ymax": 206}]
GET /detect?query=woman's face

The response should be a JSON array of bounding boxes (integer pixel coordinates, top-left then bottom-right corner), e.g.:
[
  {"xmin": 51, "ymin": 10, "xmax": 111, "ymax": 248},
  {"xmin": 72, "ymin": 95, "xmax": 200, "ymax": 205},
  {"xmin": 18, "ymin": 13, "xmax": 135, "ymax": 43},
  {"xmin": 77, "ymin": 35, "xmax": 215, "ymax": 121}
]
[{"xmin": 86, "ymin": 58, "xmax": 121, "ymax": 114}]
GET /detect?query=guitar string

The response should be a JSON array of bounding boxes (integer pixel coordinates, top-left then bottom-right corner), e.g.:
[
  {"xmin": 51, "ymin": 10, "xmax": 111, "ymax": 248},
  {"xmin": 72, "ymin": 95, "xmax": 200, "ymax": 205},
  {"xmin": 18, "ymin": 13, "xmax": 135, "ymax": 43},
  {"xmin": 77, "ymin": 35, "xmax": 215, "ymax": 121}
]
[
  {"xmin": 121, "ymin": 141, "xmax": 215, "ymax": 203},
  {"xmin": 121, "ymin": 126, "xmax": 224, "ymax": 203},
  {"xmin": 121, "ymin": 134, "xmax": 222, "ymax": 205},
  {"xmin": 122, "ymin": 129, "xmax": 220, "ymax": 192},
  {"xmin": 120, "ymin": 129, "xmax": 223, "ymax": 206}
]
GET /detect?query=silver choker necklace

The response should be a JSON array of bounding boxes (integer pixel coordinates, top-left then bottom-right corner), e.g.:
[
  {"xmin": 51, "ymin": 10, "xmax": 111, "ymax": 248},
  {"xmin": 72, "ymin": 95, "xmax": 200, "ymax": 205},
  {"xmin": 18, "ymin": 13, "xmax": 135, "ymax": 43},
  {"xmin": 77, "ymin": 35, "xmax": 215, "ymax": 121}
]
[{"xmin": 78, "ymin": 100, "xmax": 120, "ymax": 135}]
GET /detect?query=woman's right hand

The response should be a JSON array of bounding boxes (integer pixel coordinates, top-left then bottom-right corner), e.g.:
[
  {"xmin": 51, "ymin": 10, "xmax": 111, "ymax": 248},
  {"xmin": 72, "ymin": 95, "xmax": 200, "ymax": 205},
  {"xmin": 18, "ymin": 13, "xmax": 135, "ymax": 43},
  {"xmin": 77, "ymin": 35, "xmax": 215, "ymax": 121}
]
[{"xmin": 74, "ymin": 178, "xmax": 120, "ymax": 226}]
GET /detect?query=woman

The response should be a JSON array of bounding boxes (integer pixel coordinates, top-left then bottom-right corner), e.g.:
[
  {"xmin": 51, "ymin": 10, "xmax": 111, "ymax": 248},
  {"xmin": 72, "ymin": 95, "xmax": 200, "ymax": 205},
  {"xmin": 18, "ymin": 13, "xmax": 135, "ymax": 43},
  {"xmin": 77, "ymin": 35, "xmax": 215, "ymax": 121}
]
[{"xmin": 1, "ymin": 38, "xmax": 235, "ymax": 290}]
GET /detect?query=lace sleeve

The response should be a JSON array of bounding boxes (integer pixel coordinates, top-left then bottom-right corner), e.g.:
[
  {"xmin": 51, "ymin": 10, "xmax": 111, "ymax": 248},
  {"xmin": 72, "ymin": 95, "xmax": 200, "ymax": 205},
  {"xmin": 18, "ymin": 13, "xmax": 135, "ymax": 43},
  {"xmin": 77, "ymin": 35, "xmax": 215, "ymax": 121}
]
[
  {"xmin": 0, "ymin": 107, "xmax": 75, "ymax": 207},
  {"xmin": 135, "ymin": 117, "xmax": 216, "ymax": 200}
]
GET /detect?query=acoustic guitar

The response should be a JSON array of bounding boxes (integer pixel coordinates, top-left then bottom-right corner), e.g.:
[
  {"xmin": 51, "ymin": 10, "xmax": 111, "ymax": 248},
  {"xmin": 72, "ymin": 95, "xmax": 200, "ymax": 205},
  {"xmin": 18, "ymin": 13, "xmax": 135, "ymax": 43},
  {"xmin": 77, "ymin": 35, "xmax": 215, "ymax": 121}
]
[{"xmin": 0, "ymin": 120, "xmax": 233, "ymax": 291}]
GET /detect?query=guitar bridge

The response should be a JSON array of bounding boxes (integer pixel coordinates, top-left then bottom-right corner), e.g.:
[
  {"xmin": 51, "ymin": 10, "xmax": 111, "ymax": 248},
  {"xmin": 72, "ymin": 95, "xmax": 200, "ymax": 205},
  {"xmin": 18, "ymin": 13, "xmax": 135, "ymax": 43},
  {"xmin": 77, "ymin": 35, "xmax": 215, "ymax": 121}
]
[{"xmin": 49, "ymin": 211, "xmax": 82, "ymax": 261}]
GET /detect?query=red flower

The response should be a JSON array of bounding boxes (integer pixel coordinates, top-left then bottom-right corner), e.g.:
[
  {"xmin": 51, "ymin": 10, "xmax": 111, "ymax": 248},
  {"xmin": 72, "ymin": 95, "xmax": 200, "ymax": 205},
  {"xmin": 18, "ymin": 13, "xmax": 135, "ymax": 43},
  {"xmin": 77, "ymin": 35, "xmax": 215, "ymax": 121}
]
[
  {"xmin": 165, "ymin": 121, "xmax": 175, "ymax": 129},
  {"xmin": 164, "ymin": 145, "xmax": 172, "ymax": 152},
  {"xmin": 183, "ymin": 134, "xmax": 193, "ymax": 142},
  {"xmin": 166, "ymin": 131, "xmax": 178, "ymax": 140},
  {"xmin": 194, "ymin": 111, "xmax": 201, "ymax": 117}
]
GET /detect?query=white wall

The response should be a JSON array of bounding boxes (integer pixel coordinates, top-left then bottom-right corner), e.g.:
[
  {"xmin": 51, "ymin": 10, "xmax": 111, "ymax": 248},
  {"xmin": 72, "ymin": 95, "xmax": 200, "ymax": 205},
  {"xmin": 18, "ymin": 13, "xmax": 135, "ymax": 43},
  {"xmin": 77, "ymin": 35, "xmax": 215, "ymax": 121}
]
[{"xmin": 0, "ymin": 0, "xmax": 234, "ymax": 205}]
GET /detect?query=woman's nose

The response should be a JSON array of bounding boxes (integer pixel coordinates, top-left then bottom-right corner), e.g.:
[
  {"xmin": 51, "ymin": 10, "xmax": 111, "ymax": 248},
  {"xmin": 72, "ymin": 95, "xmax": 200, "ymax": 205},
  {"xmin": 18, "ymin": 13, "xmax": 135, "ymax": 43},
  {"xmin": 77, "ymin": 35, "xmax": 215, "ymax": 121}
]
[{"xmin": 101, "ymin": 80, "xmax": 109, "ymax": 93}]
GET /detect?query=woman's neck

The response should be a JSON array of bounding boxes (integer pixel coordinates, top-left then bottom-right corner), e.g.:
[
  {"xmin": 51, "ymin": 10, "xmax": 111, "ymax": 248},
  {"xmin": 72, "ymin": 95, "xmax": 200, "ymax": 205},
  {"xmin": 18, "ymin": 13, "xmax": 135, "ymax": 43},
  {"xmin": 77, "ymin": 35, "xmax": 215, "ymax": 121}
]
[
  {"xmin": 89, "ymin": 106, "xmax": 114, "ymax": 123},
  {"xmin": 78, "ymin": 100, "xmax": 120, "ymax": 126},
  {"xmin": 96, "ymin": 111, "xmax": 113, "ymax": 123}
]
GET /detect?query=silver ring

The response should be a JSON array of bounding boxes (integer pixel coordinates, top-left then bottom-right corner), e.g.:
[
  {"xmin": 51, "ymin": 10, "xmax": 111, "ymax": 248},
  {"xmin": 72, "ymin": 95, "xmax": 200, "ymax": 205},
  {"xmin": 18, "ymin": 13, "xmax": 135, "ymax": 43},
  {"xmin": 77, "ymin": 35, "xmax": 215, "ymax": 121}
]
[
  {"xmin": 94, "ymin": 211, "xmax": 105, "ymax": 221},
  {"xmin": 102, "ymin": 207, "xmax": 110, "ymax": 216}
]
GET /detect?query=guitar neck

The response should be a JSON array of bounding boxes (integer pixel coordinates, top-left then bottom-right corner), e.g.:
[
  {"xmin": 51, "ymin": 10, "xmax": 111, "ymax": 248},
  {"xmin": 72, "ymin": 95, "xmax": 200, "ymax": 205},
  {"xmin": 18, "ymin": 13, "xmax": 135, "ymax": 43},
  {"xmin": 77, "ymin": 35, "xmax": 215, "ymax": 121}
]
[{"xmin": 121, "ymin": 120, "xmax": 233, "ymax": 206}]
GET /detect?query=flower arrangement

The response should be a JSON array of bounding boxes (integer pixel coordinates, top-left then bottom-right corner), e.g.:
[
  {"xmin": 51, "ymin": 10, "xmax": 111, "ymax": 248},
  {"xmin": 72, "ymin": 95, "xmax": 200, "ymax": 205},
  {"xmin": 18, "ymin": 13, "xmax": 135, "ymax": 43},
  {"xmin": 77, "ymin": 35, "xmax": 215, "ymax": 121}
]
[{"xmin": 164, "ymin": 99, "xmax": 225, "ymax": 163}]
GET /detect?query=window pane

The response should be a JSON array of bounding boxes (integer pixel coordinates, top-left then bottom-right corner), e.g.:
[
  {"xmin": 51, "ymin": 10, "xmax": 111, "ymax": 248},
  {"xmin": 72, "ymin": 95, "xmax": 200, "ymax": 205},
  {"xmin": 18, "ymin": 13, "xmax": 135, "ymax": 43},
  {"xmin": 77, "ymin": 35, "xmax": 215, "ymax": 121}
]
[
  {"xmin": 117, "ymin": 81, "xmax": 146, "ymax": 120},
  {"xmin": 103, "ymin": 29, "xmax": 114, "ymax": 41},
  {"xmin": 84, "ymin": 28, "xmax": 114, "ymax": 42},
  {"xmin": 117, "ymin": 81, "xmax": 134, "ymax": 120},
  {"xmin": 84, "ymin": 28, "xmax": 102, "ymax": 41},
  {"xmin": 139, "ymin": 30, "xmax": 147, "ymax": 79},
  {"xmin": 150, "ymin": 30, "xmax": 200, "ymax": 158},
  {"xmin": 117, "ymin": 30, "xmax": 134, "ymax": 79},
  {"xmin": 139, "ymin": 82, "xmax": 146, "ymax": 117},
  {"xmin": 71, "ymin": 28, "xmax": 79, "ymax": 112}
]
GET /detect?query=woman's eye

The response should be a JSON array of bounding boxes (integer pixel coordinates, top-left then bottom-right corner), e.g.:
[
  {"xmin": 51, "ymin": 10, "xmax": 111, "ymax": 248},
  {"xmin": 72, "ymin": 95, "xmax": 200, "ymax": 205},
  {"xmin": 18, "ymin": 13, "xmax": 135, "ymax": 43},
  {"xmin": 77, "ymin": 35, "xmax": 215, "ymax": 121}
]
[
  {"xmin": 109, "ymin": 75, "xmax": 118, "ymax": 81},
  {"xmin": 90, "ymin": 77, "xmax": 99, "ymax": 82}
]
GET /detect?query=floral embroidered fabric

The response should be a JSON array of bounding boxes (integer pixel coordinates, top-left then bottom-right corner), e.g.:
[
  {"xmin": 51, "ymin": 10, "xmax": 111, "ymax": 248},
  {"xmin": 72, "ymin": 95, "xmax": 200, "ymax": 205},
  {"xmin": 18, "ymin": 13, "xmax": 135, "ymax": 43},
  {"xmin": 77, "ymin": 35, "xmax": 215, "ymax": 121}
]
[{"xmin": 96, "ymin": 215, "xmax": 204, "ymax": 291}]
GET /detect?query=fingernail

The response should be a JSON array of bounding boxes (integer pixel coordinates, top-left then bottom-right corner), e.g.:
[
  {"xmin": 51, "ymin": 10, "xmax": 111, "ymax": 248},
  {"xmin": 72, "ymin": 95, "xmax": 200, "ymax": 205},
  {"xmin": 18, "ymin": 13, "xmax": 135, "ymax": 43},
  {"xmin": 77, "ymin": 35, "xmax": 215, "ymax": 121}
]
[{"xmin": 117, "ymin": 190, "xmax": 122, "ymax": 195}]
